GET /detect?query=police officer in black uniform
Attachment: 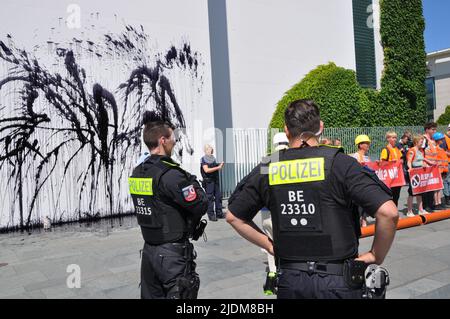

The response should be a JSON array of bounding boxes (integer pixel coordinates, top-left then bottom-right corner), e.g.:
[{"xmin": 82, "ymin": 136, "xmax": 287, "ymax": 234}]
[
  {"xmin": 226, "ymin": 99, "xmax": 399, "ymax": 299},
  {"xmin": 200, "ymin": 144, "xmax": 225, "ymax": 221},
  {"xmin": 129, "ymin": 111, "xmax": 208, "ymax": 299}
]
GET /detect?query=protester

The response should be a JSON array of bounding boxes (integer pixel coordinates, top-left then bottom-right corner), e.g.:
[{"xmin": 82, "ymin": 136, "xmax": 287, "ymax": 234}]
[
  {"xmin": 406, "ymin": 135, "xmax": 432, "ymax": 216},
  {"xmin": 272, "ymin": 132, "xmax": 289, "ymax": 152},
  {"xmin": 423, "ymin": 123, "xmax": 439, "ymax": 211},
  {"xmin": 433, "ymin": 132, "xmax": 449, "ymax": 209},
  {"xmin": 351, "ymin": 135, "xmax": 372, "ymax": 226},
  {"xmin": 333, "ymin": 138, "xmax": 342, "ymax": 147},
  {"xmin": 442, "ymin": 125, "xmax": 450, "ymax": 206},
  {"xmin": 321, "ymin": 137, "xmax": 332, "ymax": 145},
  {"xmin": 380, "ymin": 131, "xmax": 403, "ymax": 206},
  {"xmin": 398, "ymin": 130, "xmax": 413, "ymax": 149},
  {"xmin": 351, "ymin": 135, "xmax": 371, "ymax": 164},
  {"xmin": 396, "ymin": 133, "xmax": 412, "ymax": 215},
  {"xmin": 398, "ymin": 134, "xmax": 411, "ymax": 159}
]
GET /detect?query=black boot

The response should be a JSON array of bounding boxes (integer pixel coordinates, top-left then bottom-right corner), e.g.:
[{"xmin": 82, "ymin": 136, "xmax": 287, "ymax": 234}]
[
  {"xmin": 216, "ymin": 211, "xmax": 226, "ymax": 219},
  {"xmin": 446, "ymin": 196, "xmax": 450, "ymax": 207}
]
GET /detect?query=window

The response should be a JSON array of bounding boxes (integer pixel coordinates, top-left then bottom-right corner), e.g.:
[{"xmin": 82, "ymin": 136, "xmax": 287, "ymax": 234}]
[
  {"xmin": 426, "ymin": 77, "xmax": 436, "ymax": 121},
  {"xmin": 352, "ymin": 0, "xmax": 377, "ymax": 89}
]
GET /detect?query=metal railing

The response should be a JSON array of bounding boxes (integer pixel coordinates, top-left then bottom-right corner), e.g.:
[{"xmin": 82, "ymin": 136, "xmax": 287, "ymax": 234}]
[{"xmin": 219, "ymin": 129, "xmax": 271, "ymax": 198}]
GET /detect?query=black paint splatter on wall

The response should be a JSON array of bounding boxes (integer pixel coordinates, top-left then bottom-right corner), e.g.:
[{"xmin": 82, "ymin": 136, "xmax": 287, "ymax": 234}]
[{"xmin": 0, "ymin": 25, "xmax": 204, "ymax": 230}]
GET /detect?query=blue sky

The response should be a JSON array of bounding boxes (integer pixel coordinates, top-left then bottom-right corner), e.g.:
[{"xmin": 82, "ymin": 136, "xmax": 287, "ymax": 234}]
[{"xmin": 423, "ymin": 0, "xmax": 450, "ymax": 53}]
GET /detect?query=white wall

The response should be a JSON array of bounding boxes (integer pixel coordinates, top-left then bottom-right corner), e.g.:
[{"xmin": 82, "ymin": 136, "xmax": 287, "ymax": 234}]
[
  {"xmin": 435, "ymin": 77, "xmax": 450, "ymax": 118},
  {"xmin": 428, "ymin": 51, "xmax": 450, "ymax": 120},
  {"xmin": 429, "ymin": 58, "xmax": 450, "ymax": 78},
  {"xmin": 0, "ymin": 0, "xmax": 214, "ymax": 228},
  {"xmin": 0, "ymin": 0, "xmax": 384, "ymax": 228},
  {"xmin": 225, "ymin": 0, "xmax": 357, "ymax": 129}
]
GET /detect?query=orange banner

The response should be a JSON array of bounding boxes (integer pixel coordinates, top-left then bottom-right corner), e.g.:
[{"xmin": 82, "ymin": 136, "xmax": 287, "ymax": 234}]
[
  {"xmin": 364, "ymin": 161, "xmax": 406, "ymax": 188},
  {"xmin": 409, "ymin": 166, "xmax": 443, "ymax": 195}
]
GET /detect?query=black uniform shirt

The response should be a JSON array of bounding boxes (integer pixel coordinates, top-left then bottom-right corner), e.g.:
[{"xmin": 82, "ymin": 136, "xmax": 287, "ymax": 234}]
[
  {"xmin": 152, "ymin": 155, "xmax": 208, "ymax": 221},
  {"xmin": 228, "ymin": 149, "xmax": 392, "ymax": 222},
  {"xmin": 200, "ymin": 156, "xmax": 219, "ymax": 181}
]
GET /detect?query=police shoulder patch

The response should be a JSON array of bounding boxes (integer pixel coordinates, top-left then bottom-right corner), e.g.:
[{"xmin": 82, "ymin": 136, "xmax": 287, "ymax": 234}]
[{"xmin": 182, "ymin": 184, "xmax": 197, "ymax": 202}]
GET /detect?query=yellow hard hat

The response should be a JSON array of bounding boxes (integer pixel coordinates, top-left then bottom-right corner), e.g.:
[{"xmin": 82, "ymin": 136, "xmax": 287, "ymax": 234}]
[{"xmin": 355, "ymin": 135, "xmax": 371, "ymax": 146}]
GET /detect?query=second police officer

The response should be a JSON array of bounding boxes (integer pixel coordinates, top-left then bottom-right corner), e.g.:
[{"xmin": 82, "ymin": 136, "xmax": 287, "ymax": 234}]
[
  {"xmin": 226, "ymin": 99, "xmax": 399, "ymax": 299},
  {"xmin": 129, "ymin": 111, "xmax": 208, "ymax": 299}
]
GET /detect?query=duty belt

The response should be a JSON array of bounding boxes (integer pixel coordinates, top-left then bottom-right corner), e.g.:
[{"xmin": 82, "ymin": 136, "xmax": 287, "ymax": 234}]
[{"xmin": 280, "ymin": 261, "xmax": 344, "ymax": 276}]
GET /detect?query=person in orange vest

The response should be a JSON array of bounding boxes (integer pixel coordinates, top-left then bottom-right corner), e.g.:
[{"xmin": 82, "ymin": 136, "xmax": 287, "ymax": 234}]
[
  {"xmin": 433, "ymin": 132, "xmax": 449, "ymax": 210},
  {"xmin": 380, "ymin": 131, "xmax": 403, "ymax": 207},
  {"xmin": 423, "ymin": 122, "xmax": 439, "ymax": 212},
  {"xmin": 351, "ymin": 135, "xmax": 372, "ymax": 226},
  {"xmin": 442, "ymin": 124, "xmax": 450, "ymax": 206},
  {"xmin": 406, "ymin": 135, "xmax": 434, "ymax": 216}
]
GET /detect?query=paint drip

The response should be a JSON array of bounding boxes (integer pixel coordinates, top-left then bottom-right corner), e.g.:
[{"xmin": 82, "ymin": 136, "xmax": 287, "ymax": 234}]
[{"xmin": 0, "ymin": 24, "xmax": 204, "ymax": 231}]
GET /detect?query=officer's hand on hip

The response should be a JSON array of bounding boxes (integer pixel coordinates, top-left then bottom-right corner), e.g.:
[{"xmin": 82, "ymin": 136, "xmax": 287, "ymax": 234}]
[
  {"xmin": 356, "ymin": 251, "xmax": 376, "ymax": 264},
  {"xmin": 267, "ymin": 243, "xmax": 274, "ymax": 256}
]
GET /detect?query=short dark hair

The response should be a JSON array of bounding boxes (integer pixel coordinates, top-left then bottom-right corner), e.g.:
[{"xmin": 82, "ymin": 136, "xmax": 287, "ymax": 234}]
[
  {"xmin": 284, "ymin": 99, "xmax": 320, "ymax": 139},
  {"xmin": 424, "ymin": 122, "xmax": 437, "ymax": 131},
  {"xmin": 142, "ymin": 111, "xmax": 174, "ymax": 150}
]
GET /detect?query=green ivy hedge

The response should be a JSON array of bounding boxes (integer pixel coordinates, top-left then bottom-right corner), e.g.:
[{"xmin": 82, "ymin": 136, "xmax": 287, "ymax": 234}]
[
  {"xmin": 269, "ymin": 63, "xmax": 378, "ymax": 130},
  {"xmin": 269, "ymin": 0, "xmax": 427, "ymax": 130},
  {"xmin": 437, "ymin": 106, "xmax": 450, "ymax": 125},
  {"xmin": 379, "ymin": 0, "xmax": 427, "ymax": 126}
]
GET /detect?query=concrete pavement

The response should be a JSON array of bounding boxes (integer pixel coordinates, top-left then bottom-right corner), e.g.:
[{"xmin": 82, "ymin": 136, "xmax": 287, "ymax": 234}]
[{"xmin": 1, "ymin": 187, "xmax": 450, "ymax": 299}]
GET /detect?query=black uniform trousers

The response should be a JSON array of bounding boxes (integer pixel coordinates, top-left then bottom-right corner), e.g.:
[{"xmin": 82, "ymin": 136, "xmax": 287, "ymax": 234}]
[
  {"xmin": 140, "ymin": 241, "xmax": 199, "ymax": 299},
  {"xmin": 391, "ymin": 186, "xmax": 402, "ymax": 207},
  {"xmin": 422, "ymin": 191, "xmax": 435, "ymax": 211},
  {"xmin": 205, "ymin": 179, "xmax": 223, "ymax": 219},
  {"xmin": 277, "ymin": 268, "xmax": 363, "ymax": 299}
]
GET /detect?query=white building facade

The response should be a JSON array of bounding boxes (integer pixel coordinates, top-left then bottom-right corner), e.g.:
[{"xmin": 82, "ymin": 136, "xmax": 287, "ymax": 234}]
[
  {"xmin": 0, "ymin": 0, "xmax": 383, "ymax": 228},
  {"xmin": 427, "ymin": 48, "xmax": 450, "ymax": 121}
]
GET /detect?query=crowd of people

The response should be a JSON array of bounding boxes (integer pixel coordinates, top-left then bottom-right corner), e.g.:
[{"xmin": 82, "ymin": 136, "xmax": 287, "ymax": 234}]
[{"xmin": 327, "ymin": 122, "xmax": 450, "ymax": 225}]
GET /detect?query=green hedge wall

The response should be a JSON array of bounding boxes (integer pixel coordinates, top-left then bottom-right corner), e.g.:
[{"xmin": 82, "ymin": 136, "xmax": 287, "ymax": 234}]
[
  {"xmin": 437, "ymin": 106, "xmax": 450, "ymax": 126},
  {"xmin": 379, "ymin": 0, "xmax": 428, "ymax": 126},
  {"xmin": 269, "ymin": 63, "xmax": 378, "ymax": 130}
]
